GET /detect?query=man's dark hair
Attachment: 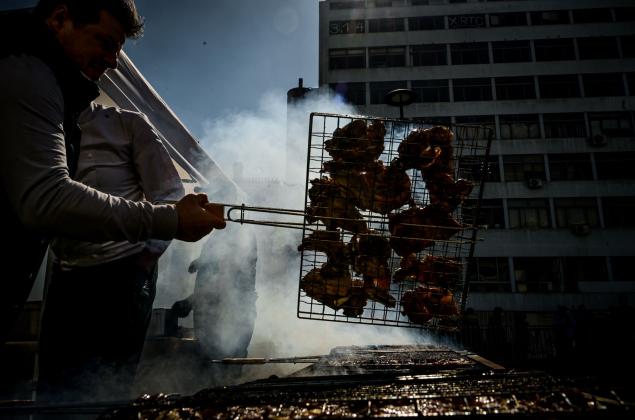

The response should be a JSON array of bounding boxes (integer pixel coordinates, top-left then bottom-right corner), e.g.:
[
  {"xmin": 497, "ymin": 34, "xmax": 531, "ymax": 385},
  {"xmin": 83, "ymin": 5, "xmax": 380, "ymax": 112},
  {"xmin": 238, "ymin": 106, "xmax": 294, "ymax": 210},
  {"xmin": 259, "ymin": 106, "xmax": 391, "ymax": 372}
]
[{"xmin": 33, "ymin": 0, "xmax": 144, "ymax": 38}]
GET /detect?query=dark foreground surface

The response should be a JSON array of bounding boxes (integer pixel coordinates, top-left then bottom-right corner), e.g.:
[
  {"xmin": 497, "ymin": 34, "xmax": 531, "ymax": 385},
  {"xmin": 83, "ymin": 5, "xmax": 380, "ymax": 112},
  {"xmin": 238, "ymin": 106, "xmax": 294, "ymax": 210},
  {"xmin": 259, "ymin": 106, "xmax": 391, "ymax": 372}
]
[{"xmin": 2, "ymin": 345, "xmax": 633, "ymax": 419}]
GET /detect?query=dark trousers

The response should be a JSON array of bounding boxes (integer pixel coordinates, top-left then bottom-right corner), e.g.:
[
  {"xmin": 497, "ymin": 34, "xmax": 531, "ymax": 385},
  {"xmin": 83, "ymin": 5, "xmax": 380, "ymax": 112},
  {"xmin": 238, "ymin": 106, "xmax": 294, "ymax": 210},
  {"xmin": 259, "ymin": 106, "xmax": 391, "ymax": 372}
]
[{"xmin": 36, "ymin": 253, "xmax": 157, "ymax": 402}]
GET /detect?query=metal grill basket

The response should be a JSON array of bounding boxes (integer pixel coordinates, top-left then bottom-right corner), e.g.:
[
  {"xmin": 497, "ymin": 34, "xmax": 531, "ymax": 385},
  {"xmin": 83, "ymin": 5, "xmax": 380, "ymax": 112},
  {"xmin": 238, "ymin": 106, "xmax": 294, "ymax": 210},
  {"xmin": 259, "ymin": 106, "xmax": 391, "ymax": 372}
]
[{"xmin": 297, "ymin": 112, "xmax": 492, "ymax": 331}]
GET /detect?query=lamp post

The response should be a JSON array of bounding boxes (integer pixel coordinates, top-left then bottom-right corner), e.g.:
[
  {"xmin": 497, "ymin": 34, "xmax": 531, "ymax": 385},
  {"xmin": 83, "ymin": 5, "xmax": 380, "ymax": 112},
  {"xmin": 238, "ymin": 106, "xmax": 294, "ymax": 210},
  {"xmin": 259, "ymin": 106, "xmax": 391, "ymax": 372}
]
[{"xmin": 384, "ymin": 88, "xmax": 417, "ymax": 119}]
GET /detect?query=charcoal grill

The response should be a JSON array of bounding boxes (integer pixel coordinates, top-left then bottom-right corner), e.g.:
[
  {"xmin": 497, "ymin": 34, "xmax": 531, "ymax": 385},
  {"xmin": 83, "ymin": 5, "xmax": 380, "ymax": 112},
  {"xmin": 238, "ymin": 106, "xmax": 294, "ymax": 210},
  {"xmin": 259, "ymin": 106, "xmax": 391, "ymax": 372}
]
[{"xmin": 296, "ymin": 112, "xmax": 492, "ymax": 330}]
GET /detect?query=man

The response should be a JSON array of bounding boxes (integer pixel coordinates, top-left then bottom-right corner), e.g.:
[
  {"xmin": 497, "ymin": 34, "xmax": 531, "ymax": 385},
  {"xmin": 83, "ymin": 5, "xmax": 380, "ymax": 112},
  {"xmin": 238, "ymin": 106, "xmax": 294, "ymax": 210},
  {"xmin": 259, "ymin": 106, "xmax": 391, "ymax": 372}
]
[
  {"xmin": 36, "ymin": 102, "xmax": 185, "ymax": 401},
  {"xmin": 0, "ymin": 1, "xmax": 225, "ymax": 345}
]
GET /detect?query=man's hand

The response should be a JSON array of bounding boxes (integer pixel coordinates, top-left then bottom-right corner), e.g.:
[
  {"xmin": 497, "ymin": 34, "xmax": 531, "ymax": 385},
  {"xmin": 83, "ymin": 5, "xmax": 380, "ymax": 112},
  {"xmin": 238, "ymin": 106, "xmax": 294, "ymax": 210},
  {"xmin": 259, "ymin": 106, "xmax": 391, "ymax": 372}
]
[{"xmin": 174, "ymin": 194, "xmax": 226, "ymax": 242}]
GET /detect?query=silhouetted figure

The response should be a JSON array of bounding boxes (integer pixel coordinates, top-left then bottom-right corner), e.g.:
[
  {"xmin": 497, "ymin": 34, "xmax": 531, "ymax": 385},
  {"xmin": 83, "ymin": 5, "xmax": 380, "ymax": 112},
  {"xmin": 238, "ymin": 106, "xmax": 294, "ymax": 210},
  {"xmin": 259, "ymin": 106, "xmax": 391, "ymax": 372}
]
[
  {"xmin": 573, "ymin": 304, "xmax": 592, "ymax": 365},
  {"xmin": 553, "ymin": 306, "xmax": 576, "ymax": 369},
  {"xmin": 486, "ymin": 307, "xmax": 507, "ymax": 362},
  {"xmin": 513, "ymin": 311, "xmax": 530, "ymax": 366},
  {"xmin": 461, "ymin": 307, "xmax": 482, "ymax": 353}
]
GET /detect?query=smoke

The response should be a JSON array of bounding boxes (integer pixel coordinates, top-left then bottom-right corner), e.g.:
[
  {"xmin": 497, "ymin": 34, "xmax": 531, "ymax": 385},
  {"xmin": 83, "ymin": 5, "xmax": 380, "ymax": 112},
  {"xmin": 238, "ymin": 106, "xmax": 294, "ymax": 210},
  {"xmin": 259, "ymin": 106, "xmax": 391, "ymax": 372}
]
[{"xmin": 191, "ymin": 89, "xmax": 438, "ymax": 382}]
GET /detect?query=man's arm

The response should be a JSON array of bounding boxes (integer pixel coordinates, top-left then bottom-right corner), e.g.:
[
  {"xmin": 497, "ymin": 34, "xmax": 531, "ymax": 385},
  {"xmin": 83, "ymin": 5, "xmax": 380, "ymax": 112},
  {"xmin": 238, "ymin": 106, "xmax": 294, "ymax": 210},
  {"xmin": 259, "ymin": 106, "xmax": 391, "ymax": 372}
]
[{"xmin": 0, "ymin": 55, "xmax": 221, "ymax": 242}]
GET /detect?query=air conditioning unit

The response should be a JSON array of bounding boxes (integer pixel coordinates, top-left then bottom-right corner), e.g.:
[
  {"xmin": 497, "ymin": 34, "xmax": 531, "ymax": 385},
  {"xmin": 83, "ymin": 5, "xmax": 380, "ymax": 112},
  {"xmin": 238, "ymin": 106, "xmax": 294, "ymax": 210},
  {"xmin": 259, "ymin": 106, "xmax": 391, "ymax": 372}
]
[
  {"xmin": 571, "ymin": 223, "xmax": 592, "ymax": 236},
  {"xmin": 526, "ymin": 178, "xmax": 543, "ymax": 189},
  {"xmin": 589, "ymin": 134, "xmax": 608, "ymax": 147}
]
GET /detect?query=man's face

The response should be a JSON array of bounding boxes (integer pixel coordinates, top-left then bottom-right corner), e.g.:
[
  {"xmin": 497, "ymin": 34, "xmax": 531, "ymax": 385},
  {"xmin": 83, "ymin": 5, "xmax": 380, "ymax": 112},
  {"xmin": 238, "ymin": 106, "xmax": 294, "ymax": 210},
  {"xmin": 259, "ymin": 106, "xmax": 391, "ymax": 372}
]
[{"xmin": 51, "ymin": 9, "xmax": 126, "ymax": 80}]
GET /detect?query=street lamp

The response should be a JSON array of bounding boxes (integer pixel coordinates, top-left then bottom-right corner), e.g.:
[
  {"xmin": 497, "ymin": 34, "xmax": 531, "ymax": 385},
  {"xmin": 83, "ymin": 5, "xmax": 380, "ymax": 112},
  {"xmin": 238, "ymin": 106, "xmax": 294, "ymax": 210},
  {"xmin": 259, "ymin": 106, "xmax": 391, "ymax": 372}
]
[{"xmin": 384, "ymin": 88, "xmax": 417, "ymax": 119}]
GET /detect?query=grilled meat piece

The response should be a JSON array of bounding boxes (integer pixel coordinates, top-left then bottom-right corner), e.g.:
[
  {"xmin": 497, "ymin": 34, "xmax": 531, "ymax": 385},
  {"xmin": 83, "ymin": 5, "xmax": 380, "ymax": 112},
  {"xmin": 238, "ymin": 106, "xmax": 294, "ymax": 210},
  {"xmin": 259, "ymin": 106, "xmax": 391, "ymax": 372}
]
[
  {"xmin": 298, "ymin": 230, "xmax": 350, "ymax": 263},
  {"xmin": 401, "ymin": 286, "xmax": 458, "ymax": 325},
  {"xmin": 357, "ymin": 163, "xmax": 413, "ymax": 214},
  {"xmin": 341, "ymin": 287, "xmax": 368, "ymax": 317},
  {"xmin": 348, "ymin": 230, "xmax": 391, "ymax": 277},
  {"xmin": 393, "ymin": 126, "xmax": 454, "ymax": 175},
  {"xmin": 324, "ymin": 160, "xmax": 412, "ymax": 214},
  {"xmin": 394, "ymin": 127, "xmax": 442, "ymax": 171},
  {"xmin": 300, "ymin": 262, "xmax": 353, "ymax": 311},
  {"xmin": 425, "ymin": 172, "xmax": 473, "ymax": 213},
  {"xmin": 363, "ymin": 276, "xmax": 397, "ymax": 308},
  {"xmin": 394, "ymin": 254, "xmax": 462, "ymax": 288},
  {"xmin": 388, "ymin": 206, "xmax": 462, "ymax": 256},
  {"xmin": 306, "ymin": 178, "xmax": 368, "ymax": 233},
  {"xmin": 325, "ymin": 119, "xmax": 386, "ymax": 162}
]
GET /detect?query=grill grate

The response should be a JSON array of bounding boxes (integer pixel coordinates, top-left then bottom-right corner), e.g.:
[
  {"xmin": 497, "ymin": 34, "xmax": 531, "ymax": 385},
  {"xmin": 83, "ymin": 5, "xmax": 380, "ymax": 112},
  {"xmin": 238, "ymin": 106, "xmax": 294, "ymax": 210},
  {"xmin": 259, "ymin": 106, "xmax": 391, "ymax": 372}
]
[{"xmin": 297, "ymin": 113, "xmax": 492, "ymax": 330}]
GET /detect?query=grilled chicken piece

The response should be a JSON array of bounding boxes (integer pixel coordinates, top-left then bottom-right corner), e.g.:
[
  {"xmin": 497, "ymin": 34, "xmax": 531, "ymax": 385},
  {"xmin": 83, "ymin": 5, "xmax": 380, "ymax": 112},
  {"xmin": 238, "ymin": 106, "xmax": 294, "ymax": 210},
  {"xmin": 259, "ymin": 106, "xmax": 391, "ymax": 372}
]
[
  {"xmin": 300, "ymin": 262, "xmax": 353, "ymax": 311},
  {"xmin": 325, "ymin": 119, "xmax": 386, "ymax": 162},
  {"xmin": 425, "ymin": 172, "xmax": 474, "ymax": 213},
  {"xmin": 298, "ymin": 230, "xmax": 350, "ymax": 264},
  {"xmin": 394, "ymin": 128, "xmax": 442, "ymax": 171},
  {"xmin": 348, "ymin": 231, "xmax": 391, "ymax": 277},
  {"xmin": 401, "ymin": 286, "xmax": 458, "ymax": 325},
  {"xmin": 341, "ymin": 287, "xmax": 368, "ymax": 317},
  {"xmin": 363, "ymin": 276, "xmax": 397, "ymax": 308},
  {"xmin": 388, "ymin": 206, "xmax": 462, "ymax": 257},
  {"xmin": 393, "ymin": 126, "xmax": 454, "ymax": 175},
  {"xmin": 324, "ymin": 160, "xmax": 412, "ymax": 215},
  {"xmin": 394, "ymin": 254, "xmax": 462, "ymax": 288},
  {"xmin": 306, "ymin": 178, "xmax": 368, "ymax": 233}
]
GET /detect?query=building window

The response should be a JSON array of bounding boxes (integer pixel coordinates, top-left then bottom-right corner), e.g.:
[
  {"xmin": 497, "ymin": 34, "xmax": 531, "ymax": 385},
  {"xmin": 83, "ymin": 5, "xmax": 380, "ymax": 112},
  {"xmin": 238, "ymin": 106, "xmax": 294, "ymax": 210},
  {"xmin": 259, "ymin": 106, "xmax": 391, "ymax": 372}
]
[
  {"xmin": 621, "ymin": 36, "xmax": 635, "ymax": 58},
  {"xmin": 595, "ymin": 152, "xmax": 635, "ymax": 180},
  {"xmin": 411, "ymin": 79, "xmax": 449, "ymax": 102},
  {"xmin": 495, "ymin": 76, "xmax": 536, "ymax": 100},
  {"xmin": 548, "ymin": 154, "xmax": 593, "ymax": 181},
  {"xmin": 582, "ymin": 73, "xmax": 625, "ymax": 97},
  {"xmin": 459, "ymin": 155, "xmax": 500, "ymax": 182},
  {"xmin": 329, "ymin": 1, "xmax": 364, "ymax": 10},
  {"xmin": 465, "ymin": 199, "xmax": 505, "ymax": 229},
  {"xmin": 369, "ymin": 81, "xmax": 407, "ymax": 105},
  {"xmin": 562, "ymin": 258, "xmax": 608, "ymax": 290},
  {"xmin": 514, "ymin": 257, "xmax": 561, "ymax": 292},
  {"xmin": 538, "ymin": 75, "xmax": 580, "ymax": 98},
  {"xmin": 602, "ymin": 197, "xmax": 635, "ymax": 228},
  {"xmin": 369, "ymin": 46, "xmax": 406, "ymax": 68},
  {"xmin": 489, "ymin": 12, "xmax": 527, "ymax": 27},
  {"xmin": 411, "ymin": 44, "xmax": 447, "ymax": 66},
  {"xmin": 611, "ymin": 257, "xmax": 633, "ymax": 281},
  {"xmin": 499, "ymin": 114, "xmax": 540, "ymax": 140},
  {"xmin": 614, "ymin": 7, "xmax": 635, "ymax": 22},
  {"xmin": 453, "ymin": 78, "xmax": 492, "ymax": 101},
  {"xmin": 533, "ymin": 38, "xmax": 576, "ymax": 61},
  {"xmin": 503, "ymin": 154, "xmax": 545, "ymax": 182},
  {"xmin": 530, "ymin": 10, "xmax": 569, "ymax": 25},
  {"xmin": 329, "ymin": 48, "xmax": 366, "ymax": 70},
  {"xmin": 467, "ymin": 257, "xmax": 511, "ymax": 293},
  {"xmin": 543, "ymin": 113, "xmax": 586, "ymax": 138},
  {"xmin": 448, "ymin": 14, "xmax": 486, "ymax": 29},
  {"xmin": 554, "ymin": 198, "xmax": 599, "ymax": 228},
  {"xmin": 408, "ymin": 15, "xmax": 445, "ymax": 30},
  {"xmin": 577, "ymin": 37, "xmax": 620, "ymax": 60},
  {"xmin": 369, "ymin": 18, "xmax": 405, "ymax": 32},
  {"xmin": 588, "ymin": 112, "xmax": 633, "ymax": 138},
  {"xmin": 492, "ymin": 40, "xmax": 531, "ymax": 63},
  {"xmin": 330, "ymin": 82, "xmax": 366, "ymax": 106},
  {"xmin": 572, "ymin": 8, "xmax": 613, "ymax": 24},
  {"xmin": 450, "ymin": 42, "xmax": 489, "ymax": 65},
  {"xmin": 367, "ymin": 0, "xmax": 393, "ymax": 7},
  {"xmin": 455, "ymin": 115, "xmax": 496, "ymax": 137},
  {"xmin": 329, "ymin": 20, "xmax": 365, "ymax": 35}
]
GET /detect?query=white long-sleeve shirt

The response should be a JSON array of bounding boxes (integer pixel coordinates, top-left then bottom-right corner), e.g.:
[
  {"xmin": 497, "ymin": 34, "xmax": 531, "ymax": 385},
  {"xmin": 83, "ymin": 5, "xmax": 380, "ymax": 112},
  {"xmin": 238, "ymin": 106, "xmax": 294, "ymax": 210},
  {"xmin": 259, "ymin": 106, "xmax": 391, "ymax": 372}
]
[
  {"xmin": 0, "ymin": 54, "xmax": 178, "ymax": 243},
  {"xmin": 52, "ymin": 103, "xmax": 186, "ymax": 267}
]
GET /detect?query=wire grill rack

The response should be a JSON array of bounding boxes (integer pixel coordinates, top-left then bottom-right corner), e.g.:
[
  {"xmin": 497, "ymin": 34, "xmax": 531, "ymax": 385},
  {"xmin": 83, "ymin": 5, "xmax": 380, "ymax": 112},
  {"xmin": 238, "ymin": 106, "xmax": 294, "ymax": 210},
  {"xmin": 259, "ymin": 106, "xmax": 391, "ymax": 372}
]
[{"xmin": 297, "ymin": 112, "xmax": 492, "ymax": 330}]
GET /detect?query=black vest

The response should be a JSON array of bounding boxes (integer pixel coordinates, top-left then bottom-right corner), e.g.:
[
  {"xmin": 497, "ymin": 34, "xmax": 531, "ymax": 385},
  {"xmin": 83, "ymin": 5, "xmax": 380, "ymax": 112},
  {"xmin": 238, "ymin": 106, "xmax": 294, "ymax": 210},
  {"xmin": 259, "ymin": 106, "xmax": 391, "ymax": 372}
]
[{"xmin": 0, "ymin": 9, "xmax": 99, "ymax": 322}]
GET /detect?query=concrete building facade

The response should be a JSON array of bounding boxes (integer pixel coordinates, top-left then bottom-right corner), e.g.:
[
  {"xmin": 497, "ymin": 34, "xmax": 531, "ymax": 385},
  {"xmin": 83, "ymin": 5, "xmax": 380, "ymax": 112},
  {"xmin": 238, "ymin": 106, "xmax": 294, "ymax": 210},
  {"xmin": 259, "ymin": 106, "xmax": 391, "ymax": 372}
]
[{"xmin": 318, "ymin": 0, "xmax": 635, "ymax": 312}]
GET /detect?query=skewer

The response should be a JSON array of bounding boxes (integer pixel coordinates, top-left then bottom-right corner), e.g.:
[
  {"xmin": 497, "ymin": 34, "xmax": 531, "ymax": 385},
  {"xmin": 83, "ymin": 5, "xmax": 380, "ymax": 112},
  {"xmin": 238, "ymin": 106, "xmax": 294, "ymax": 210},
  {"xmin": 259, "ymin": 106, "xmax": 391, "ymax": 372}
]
[{"xmin": 209, "ymin": 355, "xmax": 325, "ymax": 365}]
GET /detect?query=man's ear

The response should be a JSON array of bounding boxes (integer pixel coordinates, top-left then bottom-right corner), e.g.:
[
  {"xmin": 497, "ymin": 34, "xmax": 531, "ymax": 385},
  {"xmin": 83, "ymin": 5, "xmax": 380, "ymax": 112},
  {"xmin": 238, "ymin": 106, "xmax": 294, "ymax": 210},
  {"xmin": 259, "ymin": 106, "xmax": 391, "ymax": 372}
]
[{"xmin": 45, "ymin": 5, "xmax": 71, "ymax": 33}]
